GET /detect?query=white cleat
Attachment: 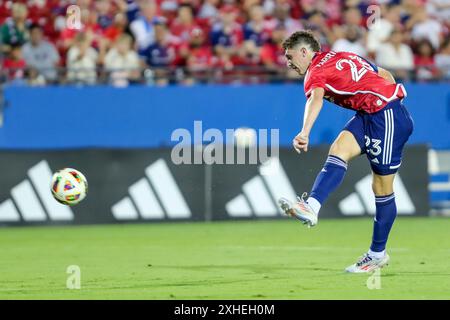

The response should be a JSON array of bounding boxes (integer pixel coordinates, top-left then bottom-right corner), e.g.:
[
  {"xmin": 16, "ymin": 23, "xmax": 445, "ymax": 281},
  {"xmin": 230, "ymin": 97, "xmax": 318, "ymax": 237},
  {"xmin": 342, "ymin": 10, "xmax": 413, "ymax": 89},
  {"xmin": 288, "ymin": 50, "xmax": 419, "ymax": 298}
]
[
  {"xmin": 345, "ymin": 253, "xmax": 390, "ymax": 273},
  {"xmin": 278, "ymin": 193, "xmax": 318, "ymax": 228}
]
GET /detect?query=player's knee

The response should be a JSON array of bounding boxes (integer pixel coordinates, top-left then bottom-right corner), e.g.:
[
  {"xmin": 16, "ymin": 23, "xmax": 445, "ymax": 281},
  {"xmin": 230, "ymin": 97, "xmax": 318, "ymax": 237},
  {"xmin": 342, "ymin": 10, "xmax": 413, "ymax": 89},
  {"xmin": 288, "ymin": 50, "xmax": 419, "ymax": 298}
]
[
  {"xmin": 329, "ymin": 141, "xmax": 350, "ymax": 162},
  {"xmin": 371, "ymin": 179, "xmax": 394, "ymax": 196}
]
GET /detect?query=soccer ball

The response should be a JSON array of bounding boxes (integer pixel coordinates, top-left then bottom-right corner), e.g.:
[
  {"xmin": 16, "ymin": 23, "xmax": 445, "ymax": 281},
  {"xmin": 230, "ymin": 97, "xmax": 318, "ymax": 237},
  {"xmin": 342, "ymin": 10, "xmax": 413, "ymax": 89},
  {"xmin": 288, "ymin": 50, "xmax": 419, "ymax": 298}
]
[
  {"xmin": 234, "ymin": 127, "xmax": 257, "ymax": 148},
  {"xmin": 50, "ymin": 168, "xmax": 88, "ymax": 206}
]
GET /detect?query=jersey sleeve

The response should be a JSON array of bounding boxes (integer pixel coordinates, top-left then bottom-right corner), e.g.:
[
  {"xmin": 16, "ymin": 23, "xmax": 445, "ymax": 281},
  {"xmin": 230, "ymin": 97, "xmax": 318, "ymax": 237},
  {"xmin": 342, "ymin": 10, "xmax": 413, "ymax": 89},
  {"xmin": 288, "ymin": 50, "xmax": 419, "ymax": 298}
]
[{"xmin": 304, "ymin": 68, "xmax": 327, "ymax": 98}]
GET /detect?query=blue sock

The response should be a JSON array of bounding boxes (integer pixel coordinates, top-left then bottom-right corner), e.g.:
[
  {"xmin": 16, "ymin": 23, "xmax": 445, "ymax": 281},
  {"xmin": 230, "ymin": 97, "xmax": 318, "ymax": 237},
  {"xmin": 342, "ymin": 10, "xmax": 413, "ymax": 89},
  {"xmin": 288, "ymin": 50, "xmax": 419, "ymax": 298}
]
[
  {"xmin": 370, "ymin": 193, "xmax": 397, "ymax": 252},
  {"xmin": 309, "ymin": 155, "xmax": 347, "ymax": 207}
]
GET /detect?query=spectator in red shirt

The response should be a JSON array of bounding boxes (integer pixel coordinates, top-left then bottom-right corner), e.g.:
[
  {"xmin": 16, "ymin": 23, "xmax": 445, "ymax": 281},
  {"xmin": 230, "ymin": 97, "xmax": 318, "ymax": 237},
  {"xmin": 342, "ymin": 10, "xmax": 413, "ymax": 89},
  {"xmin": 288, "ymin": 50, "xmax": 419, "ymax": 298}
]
[
  {"xmin": 186, "ymin": 27, "xmax": 215, "ymax": 83},
  {"xmin": 170, "ymin": 4, "xmax": 200, "ymax": 44},
  {"xmin": 2, "ymin": 44, "xmax": 27, "ymax": 82},
  {"xmin": 27, "ymin": 0, "xmax": 54, "ymax": 37},
  {"xmin": 0, "ymin": 1, "xmax": 10, "ymax": 25},
  {"xmin": 260, "ymin": 24, "xmax": 286, "ymax": 71},
  {"xmin": 59, "ymin": 8, "xmax": 102, "ymax": 54},
  {"xmin": 413, "ymin": 39, "xmax": 440, "ymax": 81},
  {"xmin": 103, "ymin": 12, "xmax": 129, "ymax": 43}
]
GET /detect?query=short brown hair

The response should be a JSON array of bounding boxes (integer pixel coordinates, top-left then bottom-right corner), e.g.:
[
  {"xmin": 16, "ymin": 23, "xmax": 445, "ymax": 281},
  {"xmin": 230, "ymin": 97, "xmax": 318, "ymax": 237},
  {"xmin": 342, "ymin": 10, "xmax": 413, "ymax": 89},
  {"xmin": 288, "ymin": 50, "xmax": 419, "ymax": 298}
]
[{"xmin": 282, "ymin": 30, "xmax": 321, "ymax": 52}]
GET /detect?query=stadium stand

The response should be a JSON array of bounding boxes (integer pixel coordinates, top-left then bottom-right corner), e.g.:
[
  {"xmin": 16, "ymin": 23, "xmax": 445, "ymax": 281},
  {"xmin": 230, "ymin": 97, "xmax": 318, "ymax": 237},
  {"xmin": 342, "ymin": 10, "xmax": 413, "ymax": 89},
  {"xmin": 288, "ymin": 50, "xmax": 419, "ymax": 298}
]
[{"xmin": 0, "ymin": 0, "xmax": 448, "ymax": 85}]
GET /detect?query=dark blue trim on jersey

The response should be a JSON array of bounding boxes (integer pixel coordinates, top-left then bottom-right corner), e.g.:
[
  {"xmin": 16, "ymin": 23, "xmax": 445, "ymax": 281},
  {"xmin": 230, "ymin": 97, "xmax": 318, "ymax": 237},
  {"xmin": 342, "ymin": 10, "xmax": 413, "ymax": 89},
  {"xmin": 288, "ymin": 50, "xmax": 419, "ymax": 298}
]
[{"xmin": 359, "ymin": 55, "xmax": 378, "ymax": 72}]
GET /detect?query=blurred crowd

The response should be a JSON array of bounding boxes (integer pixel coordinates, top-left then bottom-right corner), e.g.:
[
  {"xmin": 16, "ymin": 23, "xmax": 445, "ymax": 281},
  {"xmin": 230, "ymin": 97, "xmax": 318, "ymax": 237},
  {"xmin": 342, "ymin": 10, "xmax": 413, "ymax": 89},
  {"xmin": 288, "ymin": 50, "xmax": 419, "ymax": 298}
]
[{"xmin": 0, "ymin": 0, "xmax": 449, "ymax": 86}]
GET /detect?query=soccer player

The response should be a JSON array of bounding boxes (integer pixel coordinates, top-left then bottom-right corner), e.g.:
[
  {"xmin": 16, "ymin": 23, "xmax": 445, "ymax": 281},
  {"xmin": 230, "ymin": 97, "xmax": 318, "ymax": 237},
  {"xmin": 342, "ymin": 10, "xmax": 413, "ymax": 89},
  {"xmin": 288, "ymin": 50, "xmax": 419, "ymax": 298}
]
[{"xmin": 278, "ymin": 31, "xmax": 414, "ymax": 273}]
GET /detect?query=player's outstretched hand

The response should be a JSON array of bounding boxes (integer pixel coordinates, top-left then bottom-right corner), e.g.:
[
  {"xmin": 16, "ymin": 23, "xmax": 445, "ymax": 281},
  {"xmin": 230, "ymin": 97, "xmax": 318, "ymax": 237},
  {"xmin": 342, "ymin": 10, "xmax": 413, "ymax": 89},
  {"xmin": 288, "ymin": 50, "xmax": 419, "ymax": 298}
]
[{"xmin": 293, "ymin": 132, "xmax": 309, "ymax": 154}]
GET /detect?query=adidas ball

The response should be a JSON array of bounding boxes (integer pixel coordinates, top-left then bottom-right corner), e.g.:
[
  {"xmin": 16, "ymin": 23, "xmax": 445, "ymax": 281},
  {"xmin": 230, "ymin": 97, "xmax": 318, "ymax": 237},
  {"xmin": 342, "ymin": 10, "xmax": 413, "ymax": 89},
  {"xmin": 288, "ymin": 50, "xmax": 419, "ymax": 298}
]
[{"xmin": 50, "ymin": 168, "xmax": 88, "ymax": 206}]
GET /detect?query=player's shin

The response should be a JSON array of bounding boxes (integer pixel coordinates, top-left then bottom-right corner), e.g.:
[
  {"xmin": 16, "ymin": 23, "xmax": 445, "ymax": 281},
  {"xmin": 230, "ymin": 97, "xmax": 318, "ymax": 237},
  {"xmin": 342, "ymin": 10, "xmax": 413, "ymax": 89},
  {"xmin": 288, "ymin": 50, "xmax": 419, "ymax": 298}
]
[
  {"xmin": 307, "ymin": 155, "xmax": 348, "ymax": 214},
  {"xmin": 369, "ymin": 193, "xmax": 397, "ymax": 258}
]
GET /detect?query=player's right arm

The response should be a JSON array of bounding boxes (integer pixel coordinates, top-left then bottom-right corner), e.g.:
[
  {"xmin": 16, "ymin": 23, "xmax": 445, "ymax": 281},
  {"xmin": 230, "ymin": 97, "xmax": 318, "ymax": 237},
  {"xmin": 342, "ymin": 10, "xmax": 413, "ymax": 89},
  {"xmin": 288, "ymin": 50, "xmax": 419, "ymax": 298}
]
[
  {"xmin": 293, "ymin": 87, "xmax": 325, "ymax": 153},
  {"xmin": 378, "ymin": 67, "xmax": 396, "ymax": 84}
]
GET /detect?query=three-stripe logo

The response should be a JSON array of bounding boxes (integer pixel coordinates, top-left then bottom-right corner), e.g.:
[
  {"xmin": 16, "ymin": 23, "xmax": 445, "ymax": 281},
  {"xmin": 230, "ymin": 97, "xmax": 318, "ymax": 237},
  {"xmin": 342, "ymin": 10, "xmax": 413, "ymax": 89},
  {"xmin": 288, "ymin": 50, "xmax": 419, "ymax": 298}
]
[
  {"xmin": 225, "ymin": 158, "xmax": 297, "ymax": 217},
  {"xmin": 339, "ymin": 174, "xmax": 415, "ymax": 216},
  {"xmin": 383, "ymin": 108, "xmax": 394, "ymax": 165},
  {"xmin": 0, "ymin": 160, "xmax": 74, "ymax": 222},
  {"xmin": 111, "ymin": 159, "xmax": 191, "ymax": 220}
]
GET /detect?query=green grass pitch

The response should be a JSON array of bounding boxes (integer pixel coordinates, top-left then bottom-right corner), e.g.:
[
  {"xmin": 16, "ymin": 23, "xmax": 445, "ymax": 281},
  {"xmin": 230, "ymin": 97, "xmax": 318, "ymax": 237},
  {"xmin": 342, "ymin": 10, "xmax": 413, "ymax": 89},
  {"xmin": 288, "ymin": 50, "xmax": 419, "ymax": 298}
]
[{"xmin": 0, "ymin": 217, "xmax": 449, "ymax": 299}]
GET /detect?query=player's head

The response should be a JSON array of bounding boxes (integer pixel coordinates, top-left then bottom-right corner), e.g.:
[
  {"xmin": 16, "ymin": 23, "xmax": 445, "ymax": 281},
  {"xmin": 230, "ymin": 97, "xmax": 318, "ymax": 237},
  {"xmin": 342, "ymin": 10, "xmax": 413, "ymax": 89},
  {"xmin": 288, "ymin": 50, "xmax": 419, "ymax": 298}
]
[{"xmin": 282, "ymin": 30, "xmax": 320, "ymax": 76}]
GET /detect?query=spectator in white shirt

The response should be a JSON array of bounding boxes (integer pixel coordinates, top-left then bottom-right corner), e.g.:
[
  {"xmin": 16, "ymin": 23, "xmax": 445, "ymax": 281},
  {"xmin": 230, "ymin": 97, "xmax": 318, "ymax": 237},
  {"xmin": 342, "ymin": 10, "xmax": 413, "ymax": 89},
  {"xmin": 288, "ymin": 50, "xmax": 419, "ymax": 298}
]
[
  {"xmin": 104, "ymin": 34, "xmax": 141, "ymax": 86},
  {"xmin": 198, "ymin": 0, "xmax": 220, "ymax": 21},
  {"xmin": 366, "ymin": 4, "xmax": 402, "ymax": 54},
  {"xmin": 22, "ymin": 24, "xmax": 60, "ymax": 82},
  {"xmin": 409, "ymin": 10, "xmax": 443, "ymax": 50},
  {"xmin": 376, "ymin": 29, "xmax": 414, "ymax": 80},
  {"xmin": 67, "ymin": 32, "xmax": 98, "ymax": 85},
  {"xmin": 426, "ymin": 0, "xmax": 450, "ymax": 24},
  {"xmin": 332, "ymin": 25, "xmax": 367, "ymax": 57}
]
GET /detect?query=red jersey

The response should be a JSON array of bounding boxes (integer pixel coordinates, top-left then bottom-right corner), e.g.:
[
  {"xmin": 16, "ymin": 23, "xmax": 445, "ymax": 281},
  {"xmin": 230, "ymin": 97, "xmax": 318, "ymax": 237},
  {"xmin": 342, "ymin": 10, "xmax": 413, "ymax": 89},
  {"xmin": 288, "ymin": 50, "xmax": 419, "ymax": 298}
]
[
  {"xmin": 304, "ymin": 51, "xmax": 406, "ymax": 113},
  {"xmin": 188, "ymin": 46, "xmax": 214, "ymax": 69},
  {"xmin": 3, "ymin": 58, "xmax": 26, "ymax": 80}
]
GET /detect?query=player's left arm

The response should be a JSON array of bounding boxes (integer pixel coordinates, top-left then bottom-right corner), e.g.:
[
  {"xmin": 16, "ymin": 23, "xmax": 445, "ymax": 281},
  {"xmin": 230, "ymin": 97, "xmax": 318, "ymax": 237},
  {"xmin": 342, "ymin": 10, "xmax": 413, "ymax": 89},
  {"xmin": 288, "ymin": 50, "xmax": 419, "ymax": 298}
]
[
  {"xmin": 293, "ymin": 87, "xmax": 325, "ymax": 153},
  {"xmin": 377, "ymin": 67, "xmax": 396, "ymax": 84}
]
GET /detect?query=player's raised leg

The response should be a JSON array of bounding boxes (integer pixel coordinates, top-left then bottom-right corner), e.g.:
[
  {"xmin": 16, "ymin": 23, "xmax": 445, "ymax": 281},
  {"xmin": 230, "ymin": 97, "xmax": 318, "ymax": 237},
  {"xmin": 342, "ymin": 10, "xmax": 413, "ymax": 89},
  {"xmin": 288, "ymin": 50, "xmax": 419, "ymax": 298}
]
[
  {"xmin": 345, "ymin": 172, "xmax": 395, "ymax": 273},
  {"xmin": 279, "ymin": 130, "xmax": 361, "ymax": 226}
]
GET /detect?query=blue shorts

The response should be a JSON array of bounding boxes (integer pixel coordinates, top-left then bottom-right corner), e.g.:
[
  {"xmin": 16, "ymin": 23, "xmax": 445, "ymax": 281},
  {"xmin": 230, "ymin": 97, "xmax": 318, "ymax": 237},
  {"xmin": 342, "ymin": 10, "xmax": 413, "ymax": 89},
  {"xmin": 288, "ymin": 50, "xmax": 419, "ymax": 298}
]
[{"xmin": 343, "ymin": 99, "xmax": 414, "ymax": 175}]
